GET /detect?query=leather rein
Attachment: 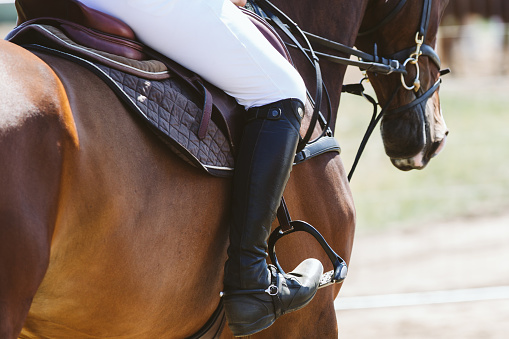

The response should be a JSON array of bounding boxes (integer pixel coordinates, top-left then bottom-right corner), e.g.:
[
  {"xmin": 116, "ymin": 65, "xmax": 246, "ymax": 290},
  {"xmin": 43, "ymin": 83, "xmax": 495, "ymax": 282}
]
[{"xmin": 249, "ymin": 0, "xmax": 449, "ymax": 180}]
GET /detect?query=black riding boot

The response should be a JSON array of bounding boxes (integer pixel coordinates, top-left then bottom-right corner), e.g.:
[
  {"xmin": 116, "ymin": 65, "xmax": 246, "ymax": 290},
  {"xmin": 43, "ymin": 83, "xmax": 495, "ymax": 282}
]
[{"xmin": 222, "ymin": 99, "xmax": 323, "ymax": 337}]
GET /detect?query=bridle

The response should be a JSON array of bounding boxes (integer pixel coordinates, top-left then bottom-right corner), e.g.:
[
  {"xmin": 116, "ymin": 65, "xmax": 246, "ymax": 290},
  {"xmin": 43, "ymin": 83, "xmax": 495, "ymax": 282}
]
[
  {"xmin": 353, "ymin": 0, "xmax": 450, "ymax": 178},
  {"xmin": 311, "ymin": 0, "xmax": 447, "ymax": 112},
  {"xmin": 358, "ymin": 0, "xmax": 437, "ymax": 93},
  {"xmin": 249, "ymin": 0, "xmax": 449, "ymax": 179}
]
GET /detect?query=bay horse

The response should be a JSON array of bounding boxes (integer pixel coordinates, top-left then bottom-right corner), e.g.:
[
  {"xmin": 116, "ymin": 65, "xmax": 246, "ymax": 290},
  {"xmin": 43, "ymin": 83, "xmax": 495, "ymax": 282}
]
[{"xmin": 0, "ymin": 0, "xmax": 448, "ymax": 338}]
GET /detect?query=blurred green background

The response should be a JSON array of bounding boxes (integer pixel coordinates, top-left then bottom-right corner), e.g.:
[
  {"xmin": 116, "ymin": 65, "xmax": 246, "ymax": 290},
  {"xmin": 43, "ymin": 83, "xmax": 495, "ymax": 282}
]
[
  {"xmin": 0, "ymin": 2, "xmax": 16, "ymax": 22},
  {"xmin": 0, "ymin": 2, "xmax": 16, "ymax": 39}
]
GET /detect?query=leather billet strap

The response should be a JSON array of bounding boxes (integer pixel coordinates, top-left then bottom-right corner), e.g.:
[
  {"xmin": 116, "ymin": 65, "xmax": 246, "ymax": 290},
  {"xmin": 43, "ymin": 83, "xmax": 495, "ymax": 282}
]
[
  {"xmin": 193, "ymin": 79, "xmax": 213, "ymax": 140},
  {"xmin": 276, "ymin": 198, "xmax": 293, "ymax": 233}
]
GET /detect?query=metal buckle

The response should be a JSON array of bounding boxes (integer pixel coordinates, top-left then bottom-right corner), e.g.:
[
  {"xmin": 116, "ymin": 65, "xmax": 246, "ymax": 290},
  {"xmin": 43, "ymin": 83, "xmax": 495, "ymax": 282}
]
[
  {"xmin": 401, "ymin": 57, "xmax": 421, "ymax": 92},
  {"xmin": 410, "ymin": 32, "xmax": 424, "ymax": 60},
  {"xmin": 400, "ymin": 32, "xmax": 425, "ymax": 92},
  {"xmin": 265, "ymin": 284, "xmax": 279, "ymax": 296},
  {"xmin": 389, "ymin": 59, "xmax": 400, "ymax": 75}
]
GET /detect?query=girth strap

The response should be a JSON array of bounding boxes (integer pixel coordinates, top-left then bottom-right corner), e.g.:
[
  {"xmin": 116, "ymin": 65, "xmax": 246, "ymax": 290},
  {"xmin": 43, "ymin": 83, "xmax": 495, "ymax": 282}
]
[{"xmin": 186, "ymin": 301, "xmax": 226, "ymax": 339}]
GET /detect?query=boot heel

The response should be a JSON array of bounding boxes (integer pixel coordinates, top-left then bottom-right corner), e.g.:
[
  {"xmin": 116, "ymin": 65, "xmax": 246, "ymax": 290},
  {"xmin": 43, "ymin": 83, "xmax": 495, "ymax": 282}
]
[
  {"xmin": 222, "ymin": 259, "xmax": 323, "ymax": 337},
  {"xmin": 223, "ymin": 293, "xmax": 275, "ymax": 337}
]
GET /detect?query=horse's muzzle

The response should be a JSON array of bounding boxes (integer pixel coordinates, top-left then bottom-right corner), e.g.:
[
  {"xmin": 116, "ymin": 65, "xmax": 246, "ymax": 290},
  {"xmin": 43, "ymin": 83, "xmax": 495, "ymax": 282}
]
[{"xmin": 390, "ymin": 132, "xmax": 448, "ymax": 171}]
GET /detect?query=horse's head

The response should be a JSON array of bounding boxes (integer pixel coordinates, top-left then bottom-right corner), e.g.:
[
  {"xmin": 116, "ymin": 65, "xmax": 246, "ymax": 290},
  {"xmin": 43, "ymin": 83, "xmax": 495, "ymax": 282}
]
[{"xmin": 356, "ymin": 0, "xmax": 449, "ymax": 171}]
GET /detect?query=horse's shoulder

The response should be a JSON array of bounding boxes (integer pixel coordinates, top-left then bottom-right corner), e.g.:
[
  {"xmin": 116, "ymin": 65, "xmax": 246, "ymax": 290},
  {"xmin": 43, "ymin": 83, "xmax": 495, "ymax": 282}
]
[
  {"xmin": 0, "ymin": 40, "xmax": 77, "ymax": 144},
  {"xmin": 0, "ymin": 40, "xmax": 61, "ymax": 92}
]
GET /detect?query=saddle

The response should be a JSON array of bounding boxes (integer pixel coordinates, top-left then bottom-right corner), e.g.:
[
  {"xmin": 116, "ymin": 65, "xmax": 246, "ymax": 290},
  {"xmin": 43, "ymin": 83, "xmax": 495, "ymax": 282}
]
[{"xmin": 9, "ymin": 0, "xmax": 293, "ymax": 177}]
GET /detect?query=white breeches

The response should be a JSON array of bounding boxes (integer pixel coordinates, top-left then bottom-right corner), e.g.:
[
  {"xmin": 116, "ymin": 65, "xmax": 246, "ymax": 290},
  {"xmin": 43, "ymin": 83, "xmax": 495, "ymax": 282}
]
[{"xmin": 77, "ymin": 0, "xmax": 306, "ymax": 109}]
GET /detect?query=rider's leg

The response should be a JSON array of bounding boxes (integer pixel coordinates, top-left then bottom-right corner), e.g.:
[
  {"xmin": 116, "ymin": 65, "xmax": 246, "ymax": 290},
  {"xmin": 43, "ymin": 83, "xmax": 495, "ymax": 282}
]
[
  {"xmin": 222, "ymin": 98, "xmax": 323, "ymax": 336},
  {"xmin": 77, "ymin": 0, "xmax": 323, "ymax": 336},
  {"xmin": 77, "ymin": 0, "xmax": 306, "ymax": 108}
]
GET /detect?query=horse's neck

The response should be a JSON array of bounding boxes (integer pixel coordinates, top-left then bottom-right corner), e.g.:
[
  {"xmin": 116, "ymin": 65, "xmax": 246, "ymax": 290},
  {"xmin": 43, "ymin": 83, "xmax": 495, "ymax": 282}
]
[{"xmin": 270, "ymin": 0, "xmax": 369, "ymax": 131}]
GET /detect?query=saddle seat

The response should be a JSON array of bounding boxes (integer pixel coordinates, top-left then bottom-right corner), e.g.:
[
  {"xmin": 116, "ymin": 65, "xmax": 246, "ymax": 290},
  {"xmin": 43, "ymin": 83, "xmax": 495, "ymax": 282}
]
[
  {"xmin": 16, "ymin": 0, "xmax": 134, "ymax": 38},
  {"xmin": 16, "ymin": 0, "xmax": 146, "ymax": 60}
]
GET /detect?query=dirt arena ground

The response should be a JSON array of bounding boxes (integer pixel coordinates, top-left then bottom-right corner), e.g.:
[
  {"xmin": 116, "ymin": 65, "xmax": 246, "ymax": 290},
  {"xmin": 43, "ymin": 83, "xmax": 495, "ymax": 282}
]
[{"xmin": 335, "ymin": 213, "xmax": 509, "ymax": 338}]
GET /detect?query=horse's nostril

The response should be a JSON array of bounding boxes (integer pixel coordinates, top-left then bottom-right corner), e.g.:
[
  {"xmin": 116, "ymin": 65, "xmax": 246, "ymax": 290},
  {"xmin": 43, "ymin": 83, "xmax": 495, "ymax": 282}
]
[{"xmin": 432, "ymin": 134, "xmax": 448, "ymax": 158}]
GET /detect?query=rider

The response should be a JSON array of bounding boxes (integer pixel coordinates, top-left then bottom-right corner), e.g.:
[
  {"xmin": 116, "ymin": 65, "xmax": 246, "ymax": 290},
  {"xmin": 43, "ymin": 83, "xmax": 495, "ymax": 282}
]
[{"xmin": 76, "ymin": 0, "xmax": 324, "ymax": 336}]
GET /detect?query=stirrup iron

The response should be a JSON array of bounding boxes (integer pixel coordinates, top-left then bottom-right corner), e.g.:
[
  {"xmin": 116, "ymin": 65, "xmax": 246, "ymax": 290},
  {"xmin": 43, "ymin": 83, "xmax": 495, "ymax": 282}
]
[{"xmin": 268, "ymin": 220, "xmax": 348, "ymax": 289}]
